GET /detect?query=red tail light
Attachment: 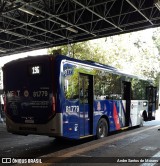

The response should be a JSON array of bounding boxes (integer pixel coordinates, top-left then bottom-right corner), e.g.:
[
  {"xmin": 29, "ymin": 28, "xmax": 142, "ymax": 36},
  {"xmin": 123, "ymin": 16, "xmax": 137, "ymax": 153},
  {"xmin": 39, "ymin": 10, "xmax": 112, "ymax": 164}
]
[
  {"xmin": 3, "ymin": 95, "xmax": 7, "ymax": 113},
  {"xmin": 52, "ymin": 96, "xmax": 56, "ymax": 113}
]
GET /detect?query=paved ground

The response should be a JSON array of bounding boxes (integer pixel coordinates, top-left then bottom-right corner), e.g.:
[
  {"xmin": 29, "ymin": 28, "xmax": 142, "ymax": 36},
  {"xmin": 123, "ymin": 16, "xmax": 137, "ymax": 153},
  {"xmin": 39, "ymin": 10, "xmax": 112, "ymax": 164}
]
[
  {"xmin": 1, "ymin": 110, "xmax": 160, "ymax": 166},
  {"xmin": 32, "ymin": 109, "xmax": 160, "ymax": 166}
]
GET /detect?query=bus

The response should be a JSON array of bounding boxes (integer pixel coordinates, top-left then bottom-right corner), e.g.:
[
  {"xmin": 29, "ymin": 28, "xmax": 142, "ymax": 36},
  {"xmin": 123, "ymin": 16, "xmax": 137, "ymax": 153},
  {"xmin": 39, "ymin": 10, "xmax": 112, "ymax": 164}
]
[{"xmin": 3, "ymin": 54, "xmax": 157, "ymax": 139}]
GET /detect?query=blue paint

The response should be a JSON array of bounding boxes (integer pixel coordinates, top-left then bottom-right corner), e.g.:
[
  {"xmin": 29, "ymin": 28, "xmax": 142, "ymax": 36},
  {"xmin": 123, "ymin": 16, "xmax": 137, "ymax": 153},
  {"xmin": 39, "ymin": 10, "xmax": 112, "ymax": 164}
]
[
  {"xmin": 62, "ymin": 98, "xmax": 126, "ymax": 139},
  {"xmin": 57, "ymin": 58, "xmax": 127, "ymax": 139}
]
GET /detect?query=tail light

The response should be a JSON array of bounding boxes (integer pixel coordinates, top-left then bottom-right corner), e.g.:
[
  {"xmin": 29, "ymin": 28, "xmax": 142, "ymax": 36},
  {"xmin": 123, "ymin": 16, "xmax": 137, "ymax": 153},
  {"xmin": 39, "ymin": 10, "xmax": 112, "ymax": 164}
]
[
  {"xmin": 3, "ymin": 95, "xmax": 7, "ymax": 113},
  {"xmin": 52, "ymin": 96, "xmax": 56, "ymax": 113}
]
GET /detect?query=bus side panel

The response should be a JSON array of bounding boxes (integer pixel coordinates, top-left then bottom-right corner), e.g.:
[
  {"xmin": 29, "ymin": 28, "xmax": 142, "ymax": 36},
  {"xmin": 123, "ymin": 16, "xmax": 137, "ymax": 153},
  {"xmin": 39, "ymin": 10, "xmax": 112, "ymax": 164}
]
[
  {"xmin": 130, "ymin": 100, "xmax": 148, "ymax": 127},
  {"xmin": 93, "ymin": 100, "xmax": 126, "ymax": 134},
  {"xmin": 59, "ymin": 61, "xmax": 80, "ymax": 139},
  {"xmin": 62, "ymin": 100, "xmax": 80, "ymax": 139},
  {"xmin": 130, "ymin": 100, "xmax": 139, "ymax": 126},
  {"xmin": 55, "ymin": 57, "xmax": 83, "ymax": 139},
  {"xmin": 93, "ymin": 99, "xmax": 146, "ymax": 133}
]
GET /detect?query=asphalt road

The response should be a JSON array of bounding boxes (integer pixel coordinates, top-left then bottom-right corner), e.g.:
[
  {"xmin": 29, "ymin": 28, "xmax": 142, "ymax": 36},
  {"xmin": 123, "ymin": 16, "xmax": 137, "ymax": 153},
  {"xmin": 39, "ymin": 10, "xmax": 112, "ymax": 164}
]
[
  {"xmin": 0, "ymin": 109, "xmax": 160, "ymax": 166},
  {"xmin": 0, "ymin": 123, "xmax": 90, "ymax": 158},
  {"xmin": 1, "ymin": 119, "xmax": 160, "ymax": 166}
]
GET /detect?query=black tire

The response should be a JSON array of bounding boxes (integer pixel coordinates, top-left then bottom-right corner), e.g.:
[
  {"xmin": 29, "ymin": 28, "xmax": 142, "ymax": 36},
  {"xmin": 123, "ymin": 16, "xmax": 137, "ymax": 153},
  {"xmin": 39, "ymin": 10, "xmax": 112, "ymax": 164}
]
[
  {"xmin": 96, "ymin": 118, "xmax": 108, "ymax": 139},
  {"xmin": 143, "ymin": 111, "xmax": 148, "ymax": 121}
]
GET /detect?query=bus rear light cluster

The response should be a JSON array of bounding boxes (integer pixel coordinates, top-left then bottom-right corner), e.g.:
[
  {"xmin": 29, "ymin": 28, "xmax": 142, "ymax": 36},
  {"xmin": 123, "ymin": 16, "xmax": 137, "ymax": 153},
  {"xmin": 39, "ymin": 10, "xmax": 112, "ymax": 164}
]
[
  {"xmin": 3, "ymin": 95, "xmax": 7, "ymax": 113},
  {"xmin": 52, "ymin": 96, "xmax": 56, "ymax": 112}
]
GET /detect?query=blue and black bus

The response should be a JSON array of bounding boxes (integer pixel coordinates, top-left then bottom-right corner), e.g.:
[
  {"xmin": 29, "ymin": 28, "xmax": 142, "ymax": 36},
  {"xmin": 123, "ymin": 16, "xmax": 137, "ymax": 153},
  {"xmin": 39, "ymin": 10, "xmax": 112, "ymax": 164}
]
[{"xmin": 3, "ymin": 54, "xmax": 157, "ymax": 139}]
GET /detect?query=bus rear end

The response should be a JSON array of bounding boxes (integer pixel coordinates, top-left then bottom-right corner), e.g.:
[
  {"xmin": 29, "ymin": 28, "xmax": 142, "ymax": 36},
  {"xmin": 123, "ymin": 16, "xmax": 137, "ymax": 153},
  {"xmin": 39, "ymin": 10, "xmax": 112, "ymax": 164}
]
[{"xmin": 3, "ymin": 56, "xmax": 62, "ymax": 137}]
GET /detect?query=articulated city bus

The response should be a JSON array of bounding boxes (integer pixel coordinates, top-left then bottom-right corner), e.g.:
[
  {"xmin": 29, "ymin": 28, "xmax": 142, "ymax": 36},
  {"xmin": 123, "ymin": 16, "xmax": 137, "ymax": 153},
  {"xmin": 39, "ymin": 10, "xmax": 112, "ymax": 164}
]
[{"xmin": 3, "ymin": 54, "xmax": 157, "ymax": 139}]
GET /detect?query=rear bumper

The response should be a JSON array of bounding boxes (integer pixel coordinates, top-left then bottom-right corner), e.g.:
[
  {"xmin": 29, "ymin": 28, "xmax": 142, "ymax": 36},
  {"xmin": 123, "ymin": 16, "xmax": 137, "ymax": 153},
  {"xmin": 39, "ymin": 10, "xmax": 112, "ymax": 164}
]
[{"xmin": 6, "ymin": 113, "xmax": 63, "ymax": 137}]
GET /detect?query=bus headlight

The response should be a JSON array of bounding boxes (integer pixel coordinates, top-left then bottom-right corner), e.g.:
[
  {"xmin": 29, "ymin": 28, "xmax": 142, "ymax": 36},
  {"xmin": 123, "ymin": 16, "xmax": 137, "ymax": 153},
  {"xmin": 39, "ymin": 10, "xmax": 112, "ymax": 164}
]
[{"xmin": 143, "ymin": 102, "xmax": 147, "ymax": 107}]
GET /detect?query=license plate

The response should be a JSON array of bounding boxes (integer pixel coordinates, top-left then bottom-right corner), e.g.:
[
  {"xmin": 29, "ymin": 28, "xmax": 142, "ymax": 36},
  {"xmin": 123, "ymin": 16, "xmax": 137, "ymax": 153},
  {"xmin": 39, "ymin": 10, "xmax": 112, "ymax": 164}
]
[{"xmin": 25, "ymin": 119, "xmax": 34, "ymax": 124}]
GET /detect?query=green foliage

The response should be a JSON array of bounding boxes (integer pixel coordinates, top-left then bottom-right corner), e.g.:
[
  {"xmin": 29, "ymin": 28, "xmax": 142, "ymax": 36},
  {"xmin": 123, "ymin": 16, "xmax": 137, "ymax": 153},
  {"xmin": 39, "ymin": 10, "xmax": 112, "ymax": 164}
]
[
  {"xmin": 131, "ymin": 79, "xmax": 149, "ymax": 100},
  {"xmin": 48, "ymin": 41, "xmax": 106, "ymax": 64},
  {"xmin": 65, "ymin": 68, "xmax": 79, "ymax": 99},
  {"xmin": 104, "ymin": 29, "xmax": 160, "ymax": 85},
  {"xmin": 48, "ymin": 28, "xmax": 160, "ymax": 86},
  {"xmin": 65, "ymin": 67, "xmax": 96, "ymax": 99},
  {"xmin": 48, "ymin": 42, "xmax": 90, "ymax": 59},
  {"xmin": 153, "ymin": 28, "xmax": 160, "ymax": 53}
]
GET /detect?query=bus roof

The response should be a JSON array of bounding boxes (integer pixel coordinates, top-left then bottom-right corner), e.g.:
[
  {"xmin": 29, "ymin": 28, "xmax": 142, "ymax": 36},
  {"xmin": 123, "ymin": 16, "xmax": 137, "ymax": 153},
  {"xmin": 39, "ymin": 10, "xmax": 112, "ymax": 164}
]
[
  {"xmin": 58, "ymin": 55, "xmax": 152, "ymax": 82},
  {"xmin": 3, "ymin": 54, "xmax": 152, "ymax": 83}
]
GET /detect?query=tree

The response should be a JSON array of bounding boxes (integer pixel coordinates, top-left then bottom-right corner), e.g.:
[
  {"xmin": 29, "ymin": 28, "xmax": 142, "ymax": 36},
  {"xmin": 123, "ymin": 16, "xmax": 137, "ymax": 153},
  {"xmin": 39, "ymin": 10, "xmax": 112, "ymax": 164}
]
[
  {"xmin": 48, "ymin": 41, "xmax": 106, "ymax": 64},
  {"xmin": 48, "ymin": 42, "xmax": 91, "ymax": 59},
  {"xmin": 153, "ymin": 27, "xmax": 160, "ymax": 53},
  {"xmin": 48, "ymin": 28, "xmax": 160, "ymax": 84},
  {"xmin": 104, "ymin": 29, "xmax": 160, "ymax": 81}
]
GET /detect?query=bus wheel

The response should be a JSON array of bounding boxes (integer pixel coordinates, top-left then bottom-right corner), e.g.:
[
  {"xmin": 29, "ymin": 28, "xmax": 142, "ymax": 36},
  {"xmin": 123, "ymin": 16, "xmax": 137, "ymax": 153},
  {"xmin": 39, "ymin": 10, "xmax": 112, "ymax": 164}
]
[
  {"xmin": 143, "ymin": 111, "xmax": 147, "ymax": 121},
  {"xmin": 96, "ymin": 118, "xmax": 108, "ymax": 139}
]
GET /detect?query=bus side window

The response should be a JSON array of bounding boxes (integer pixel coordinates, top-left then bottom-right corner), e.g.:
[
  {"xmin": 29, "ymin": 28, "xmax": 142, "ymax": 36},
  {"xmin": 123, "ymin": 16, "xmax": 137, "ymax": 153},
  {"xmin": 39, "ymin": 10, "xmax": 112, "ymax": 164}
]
[
  {"xmin": 80, "ymin": 88, "xmax": 83, "ymax": 97},
  {"xmin": 64, "ymin": 73, "xmax": 79, "ymax": 100}
]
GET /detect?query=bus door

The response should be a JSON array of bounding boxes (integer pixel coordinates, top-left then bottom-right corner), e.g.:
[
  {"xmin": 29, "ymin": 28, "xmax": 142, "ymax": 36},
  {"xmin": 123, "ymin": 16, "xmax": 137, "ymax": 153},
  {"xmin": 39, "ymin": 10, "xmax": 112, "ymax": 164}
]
[
  {"xmin": 146, "ymin": 86, "xmax": 157, "ymax": 120},
  {"xmin": 79, "ymin": 74, "xmax": 93, "ymax": 137},
  {"xmin": 123, "ymin": 81, "xmax": 131, "ymax": 127}
]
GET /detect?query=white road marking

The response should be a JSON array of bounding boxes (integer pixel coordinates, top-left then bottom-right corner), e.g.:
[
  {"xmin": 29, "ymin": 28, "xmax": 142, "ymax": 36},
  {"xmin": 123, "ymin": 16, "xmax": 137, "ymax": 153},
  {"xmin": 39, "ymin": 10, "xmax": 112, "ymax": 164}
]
[{"xmin": 140, "ymin": 151, "xmax": 160, "ymax": 166}]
